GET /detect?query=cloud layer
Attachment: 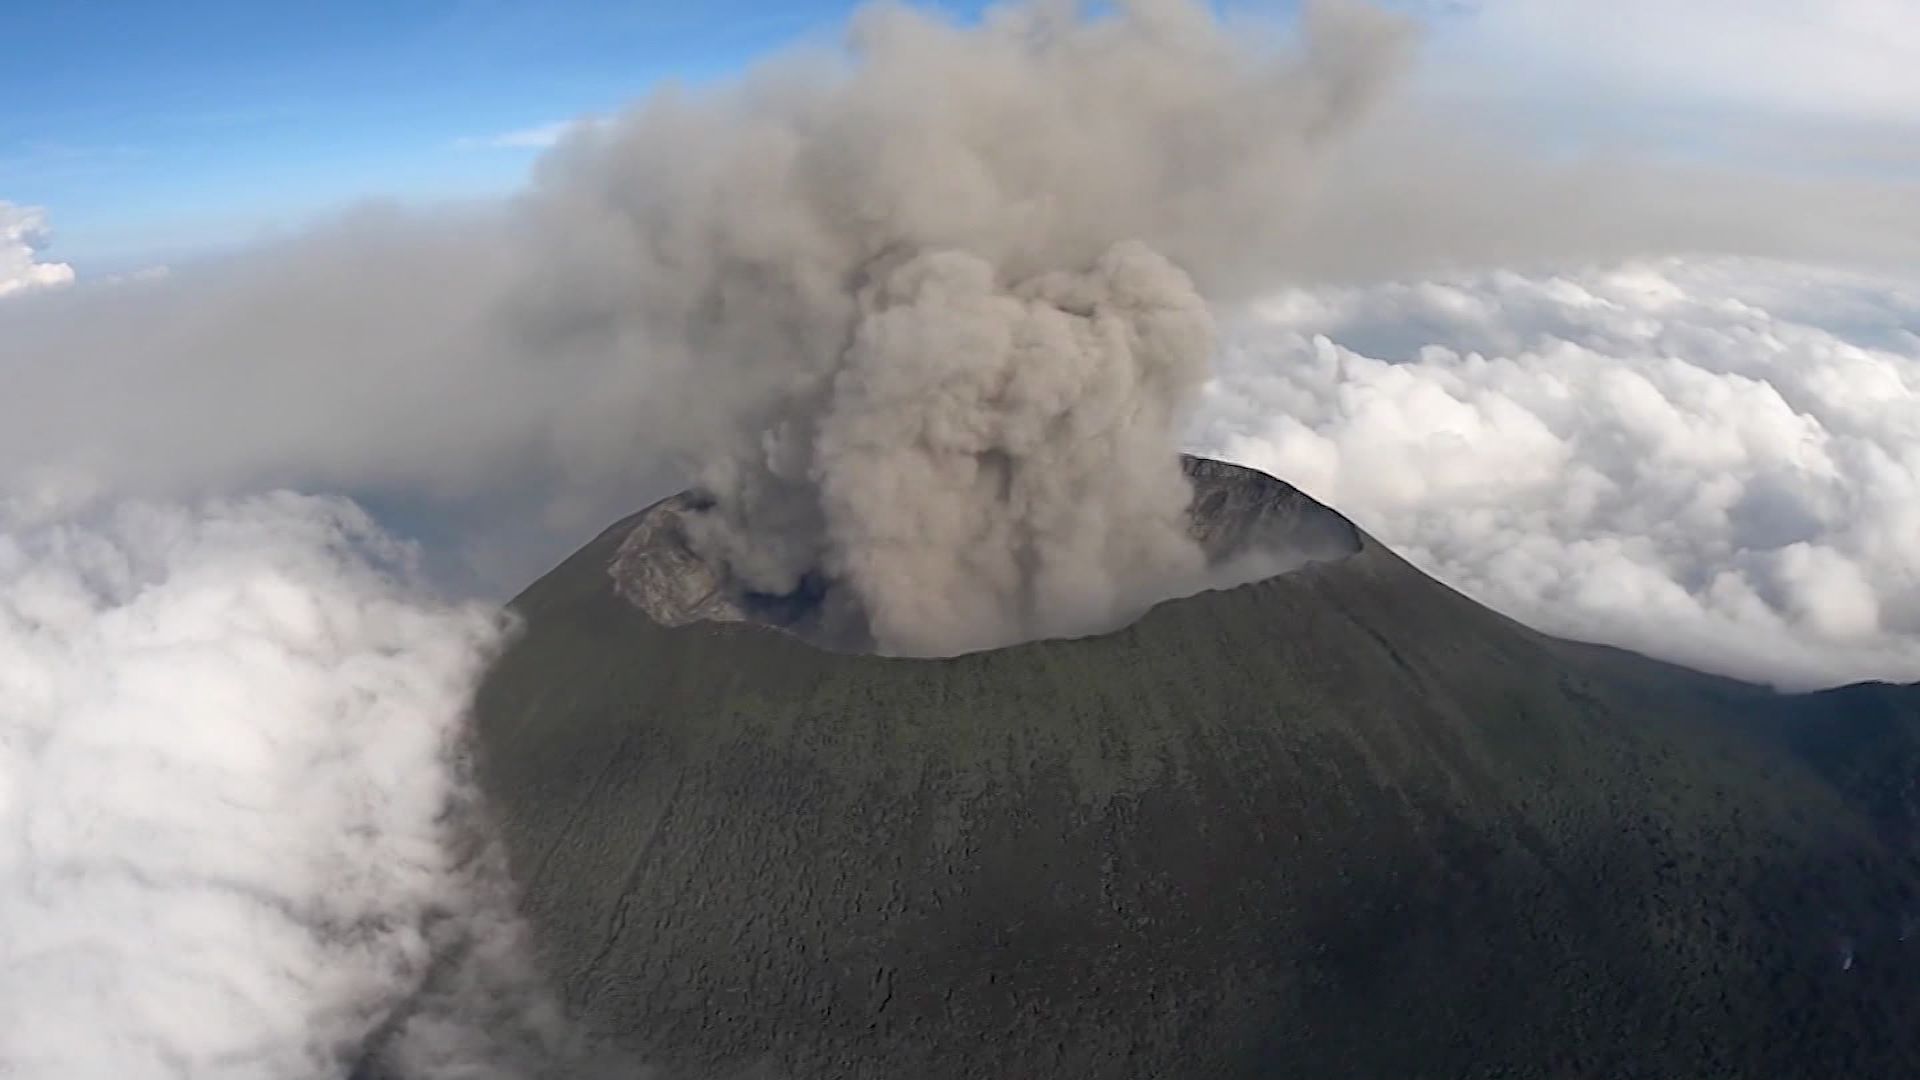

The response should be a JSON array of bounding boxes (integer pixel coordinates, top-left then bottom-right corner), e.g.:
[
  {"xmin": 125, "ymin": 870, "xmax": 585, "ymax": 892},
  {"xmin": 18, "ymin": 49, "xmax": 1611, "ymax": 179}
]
[
  {"xmin": 0, "ymin": 495, "xmax": 579, "ymax": 1078},
  {"xmin": 1198, "ymin": 256, "xmax": 1920, "ymax": 689},
  {"xmin": 1399, "ymin": 0, "xmax": 1920, "ymax": 181},
  {"xmin": 1443, "ymin": 0, "xmax": 1920, "ymax": 129}
]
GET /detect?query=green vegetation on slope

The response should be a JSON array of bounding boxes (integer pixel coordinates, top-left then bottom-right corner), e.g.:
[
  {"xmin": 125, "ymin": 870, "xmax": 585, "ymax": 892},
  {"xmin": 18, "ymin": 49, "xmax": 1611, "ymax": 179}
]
[{"xmin": 473, "ymin": 468, "xmax": 1920, "ymax": 1080}]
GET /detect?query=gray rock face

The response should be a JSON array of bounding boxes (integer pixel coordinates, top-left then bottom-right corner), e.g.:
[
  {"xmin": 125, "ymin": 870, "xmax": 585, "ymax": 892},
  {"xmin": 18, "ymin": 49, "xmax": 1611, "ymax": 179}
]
[
  {"xmin": 609, "ymin": 490, "xmax": 875, "ymax": 653},
  {"xmin": 1179, "ymin": 453, "xmax": 1363, "ymax": 578},
  {"xmin": 473, "ymin": 457, "xmax": 1920, "ymax": 1080},
  {"xmin": 609, "ymin": 455, "xmax": 1363, "ymax": 653}
]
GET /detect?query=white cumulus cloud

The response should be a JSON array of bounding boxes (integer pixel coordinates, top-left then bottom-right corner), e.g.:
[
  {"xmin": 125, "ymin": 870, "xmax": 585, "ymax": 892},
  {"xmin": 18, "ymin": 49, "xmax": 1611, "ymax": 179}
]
[
  {"xmin": 0, "ymin": 203, "xmax": 76, "ymax": 299},
  {"xmin": 1197, "ymin": 256, "xmax": 1920, "ymax": 689},
  {"xmin": 0, "ymin": 495, "xmax": 588, "ymax": 1078}
]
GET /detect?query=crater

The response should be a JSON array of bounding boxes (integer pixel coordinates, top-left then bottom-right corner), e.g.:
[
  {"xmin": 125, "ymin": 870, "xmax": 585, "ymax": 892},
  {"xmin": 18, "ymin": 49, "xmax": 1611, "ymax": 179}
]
[{"xmin": 609, "ymin": 454, "xmax": 1362, "ymax": 654}]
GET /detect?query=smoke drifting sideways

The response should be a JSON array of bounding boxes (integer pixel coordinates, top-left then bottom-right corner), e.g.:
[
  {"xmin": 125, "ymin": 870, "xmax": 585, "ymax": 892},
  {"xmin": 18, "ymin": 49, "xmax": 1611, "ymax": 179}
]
[
  {"xmin": 8, "ymin": 3, "xmax": 1920, "ymax": 632},
  {"xmin": 0, "ymin": 497, "xmax": 602, "ymax": 1080},
  {"xmin": 517, "ymin": 0, "xmax": 1413, "ymax": 655},
  {"xmin": 0, "ymin": 0, "xmax": 1413, "ymax": 655}
]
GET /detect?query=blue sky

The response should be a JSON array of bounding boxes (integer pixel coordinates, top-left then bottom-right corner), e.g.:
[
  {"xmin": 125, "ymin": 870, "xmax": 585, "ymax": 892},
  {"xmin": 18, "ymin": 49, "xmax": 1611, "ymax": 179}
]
[{"xmin": 2, "ymin": 0, "xmax": 941, "ymax": 268}]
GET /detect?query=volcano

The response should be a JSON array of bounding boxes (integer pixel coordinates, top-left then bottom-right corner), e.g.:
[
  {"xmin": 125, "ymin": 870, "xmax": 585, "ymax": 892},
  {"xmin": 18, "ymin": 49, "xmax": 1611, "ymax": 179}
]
[{"xmin": 471, "ymin": 456, "xmax": 1920, "ymax": 1079}]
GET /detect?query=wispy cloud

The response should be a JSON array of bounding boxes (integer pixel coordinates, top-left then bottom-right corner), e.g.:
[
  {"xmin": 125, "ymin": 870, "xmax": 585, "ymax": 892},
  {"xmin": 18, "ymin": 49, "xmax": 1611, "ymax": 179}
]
[
  {"xmin": 0, "ymin": 141, "xmax": 146, "ymax": 182},
  {"xmin": 452, "ymin": 119, "xmax": 590, "ymax": 152}
]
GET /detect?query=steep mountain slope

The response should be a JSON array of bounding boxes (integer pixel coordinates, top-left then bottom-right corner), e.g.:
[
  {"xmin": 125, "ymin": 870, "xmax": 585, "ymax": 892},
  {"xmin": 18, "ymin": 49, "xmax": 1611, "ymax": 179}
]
[{"xmin": 471, "ymin": 458, "xmax": 1920, "ymax": 1079}]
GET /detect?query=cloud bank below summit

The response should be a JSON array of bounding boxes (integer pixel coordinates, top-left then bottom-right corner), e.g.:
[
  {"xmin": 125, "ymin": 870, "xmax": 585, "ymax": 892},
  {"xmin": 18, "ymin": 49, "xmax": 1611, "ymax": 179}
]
[
  {"xmin": 0, "ymin": 496, "xmax": 577, "ymax": 1078},
  {"xmin": 1198, "ymin": 256, "xmax": 1920, "ymax": 689}
]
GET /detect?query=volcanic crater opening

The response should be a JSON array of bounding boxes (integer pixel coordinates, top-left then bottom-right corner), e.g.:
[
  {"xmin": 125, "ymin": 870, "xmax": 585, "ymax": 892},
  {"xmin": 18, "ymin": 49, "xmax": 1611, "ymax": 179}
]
[{"xmin": 610, "ymin": 455, "xmax": 1363, "ymax": 656}]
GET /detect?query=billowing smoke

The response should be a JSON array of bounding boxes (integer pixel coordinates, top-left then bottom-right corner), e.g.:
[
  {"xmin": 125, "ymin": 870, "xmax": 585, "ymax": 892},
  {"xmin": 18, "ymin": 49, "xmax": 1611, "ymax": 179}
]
[
  {"xmin": 678, "ymin": 242, "xmax": 1220, "ymax": 655},
  {"xmin": 0, "ymin": 496, "xmax": 588, "ymax": 1078},
  {"xmin": 512, "ymin": 0, "xmax": 1412, "ymax": 653}
]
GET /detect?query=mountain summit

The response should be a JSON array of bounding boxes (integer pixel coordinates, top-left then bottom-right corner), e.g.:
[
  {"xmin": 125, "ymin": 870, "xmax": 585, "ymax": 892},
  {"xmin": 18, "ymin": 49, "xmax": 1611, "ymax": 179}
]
[
  {"xmin": 472, "ymin": 456, "xmax": 1920, "ymax": 1078},
  {"xmin": 607, "ymin": 456, "xmax": 1364, "ymax": 656}
]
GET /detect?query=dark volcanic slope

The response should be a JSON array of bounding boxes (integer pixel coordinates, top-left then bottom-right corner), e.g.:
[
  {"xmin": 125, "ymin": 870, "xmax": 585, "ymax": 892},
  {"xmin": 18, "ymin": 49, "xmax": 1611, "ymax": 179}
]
[{"xmin": 473, "ymin": 458, "xmax": 1920, "ymax": 1080}]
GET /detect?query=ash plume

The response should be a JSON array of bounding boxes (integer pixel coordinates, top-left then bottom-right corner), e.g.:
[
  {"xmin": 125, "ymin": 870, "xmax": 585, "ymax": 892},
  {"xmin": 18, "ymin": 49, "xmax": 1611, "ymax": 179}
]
[{"xmin": 515, "ymin": 0, "xmax": 1414, "ymax": 654}]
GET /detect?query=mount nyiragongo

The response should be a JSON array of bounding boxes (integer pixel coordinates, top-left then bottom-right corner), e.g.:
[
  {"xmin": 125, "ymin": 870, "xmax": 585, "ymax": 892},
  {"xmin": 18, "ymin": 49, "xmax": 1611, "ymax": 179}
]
[{"xmin": 469, "ymin": 457, "xmax": 1920, "ymax": 1079}]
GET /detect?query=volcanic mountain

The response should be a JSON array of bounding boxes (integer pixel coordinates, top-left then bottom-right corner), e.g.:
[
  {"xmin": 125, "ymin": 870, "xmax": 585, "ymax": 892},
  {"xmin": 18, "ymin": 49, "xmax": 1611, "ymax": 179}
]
[{"xmin": 471, "ymin": 456, "xmax": 1920, "ymax": 1079}]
